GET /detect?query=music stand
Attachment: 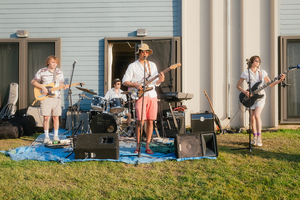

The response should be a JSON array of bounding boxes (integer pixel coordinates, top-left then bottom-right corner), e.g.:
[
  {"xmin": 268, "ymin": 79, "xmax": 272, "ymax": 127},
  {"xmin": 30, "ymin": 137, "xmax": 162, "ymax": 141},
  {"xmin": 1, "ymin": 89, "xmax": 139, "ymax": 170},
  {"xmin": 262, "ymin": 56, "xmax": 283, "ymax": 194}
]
[{"xmin": 232, "ymin": 64, "xmax": 265, "ymax": 155}]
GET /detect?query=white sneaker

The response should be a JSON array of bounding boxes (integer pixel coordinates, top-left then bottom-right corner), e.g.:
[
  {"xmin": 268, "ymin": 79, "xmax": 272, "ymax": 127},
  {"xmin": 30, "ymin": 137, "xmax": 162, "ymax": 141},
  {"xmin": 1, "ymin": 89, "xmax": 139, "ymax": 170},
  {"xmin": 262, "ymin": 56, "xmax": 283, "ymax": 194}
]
[
  {"xmin": 43, "ymin": 137, "xmax": 51, "ymax": 145},
  {"xmin": 251, "ymin": 136, "xmax": 257, "ymax": 146},
  {"xmin": 53, "ymin": 135, "xmax": 60, "ymax": 141},
  {"xmin": 256, "ymin": 137, "xmax": 262, "ymax": 146}
]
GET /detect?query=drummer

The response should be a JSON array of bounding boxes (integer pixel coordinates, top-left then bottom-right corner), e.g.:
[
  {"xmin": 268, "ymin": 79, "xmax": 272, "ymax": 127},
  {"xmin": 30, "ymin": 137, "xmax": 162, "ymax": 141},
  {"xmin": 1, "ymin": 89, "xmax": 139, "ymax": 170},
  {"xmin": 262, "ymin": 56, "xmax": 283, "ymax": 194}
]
[
  {"xmin": 104, "ymin": 78, "xmax": 130, "ymax": 125},
  {"xmin": 104, "ymin": 78, "xmax": 127, "ymax": 102}
]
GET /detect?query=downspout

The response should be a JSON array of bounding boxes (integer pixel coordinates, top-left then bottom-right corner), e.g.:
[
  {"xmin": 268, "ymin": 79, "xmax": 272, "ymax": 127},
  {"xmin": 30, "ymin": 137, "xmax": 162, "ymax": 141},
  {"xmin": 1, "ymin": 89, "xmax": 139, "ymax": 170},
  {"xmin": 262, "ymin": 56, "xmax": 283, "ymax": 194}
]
[{"xmin": 227, "ymin": 0, "xmax": 231, "ymax": 119}]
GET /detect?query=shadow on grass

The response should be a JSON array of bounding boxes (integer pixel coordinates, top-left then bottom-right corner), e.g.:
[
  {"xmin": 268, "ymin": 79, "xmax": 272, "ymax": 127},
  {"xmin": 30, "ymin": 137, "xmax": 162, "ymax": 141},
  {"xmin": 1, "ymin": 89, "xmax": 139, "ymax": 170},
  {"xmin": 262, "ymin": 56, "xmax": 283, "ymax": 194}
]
[{"xmin": 218, "ymin": 142, "xmax": 300, "ymax": 163}]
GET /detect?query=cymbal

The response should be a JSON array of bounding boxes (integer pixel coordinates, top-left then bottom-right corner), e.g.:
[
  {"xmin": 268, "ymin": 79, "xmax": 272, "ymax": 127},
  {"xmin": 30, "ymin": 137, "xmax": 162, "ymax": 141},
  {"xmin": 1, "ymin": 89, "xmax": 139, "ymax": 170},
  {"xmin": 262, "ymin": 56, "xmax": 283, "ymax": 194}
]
[{"xmin": 76, "ymin": 87, "xmax": 97, "ymax": 95}]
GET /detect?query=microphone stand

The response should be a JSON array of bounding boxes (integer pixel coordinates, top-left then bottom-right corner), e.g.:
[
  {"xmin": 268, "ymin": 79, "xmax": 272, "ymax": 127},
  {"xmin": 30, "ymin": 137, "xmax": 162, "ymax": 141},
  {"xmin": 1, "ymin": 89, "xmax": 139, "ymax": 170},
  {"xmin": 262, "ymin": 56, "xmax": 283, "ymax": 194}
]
[
  {"xmin": 65, "ymin": 61, "xmax": 80, "ymax": 158},
  {"xmin": 232, "ymin": 64, "xmax": 265, "ymax": 155}
]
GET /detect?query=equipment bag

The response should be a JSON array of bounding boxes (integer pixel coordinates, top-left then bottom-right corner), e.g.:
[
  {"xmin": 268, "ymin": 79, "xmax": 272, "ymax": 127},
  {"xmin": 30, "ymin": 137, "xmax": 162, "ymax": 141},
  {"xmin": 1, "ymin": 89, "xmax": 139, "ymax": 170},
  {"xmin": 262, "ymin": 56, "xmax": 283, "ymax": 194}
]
[
  {"xmin": 0, "ymin": 121, "xmax": 21, "ymax": 139},
  {"xmin": 7, "ymin": 115, "xmax": 36, "ymax": 136}
]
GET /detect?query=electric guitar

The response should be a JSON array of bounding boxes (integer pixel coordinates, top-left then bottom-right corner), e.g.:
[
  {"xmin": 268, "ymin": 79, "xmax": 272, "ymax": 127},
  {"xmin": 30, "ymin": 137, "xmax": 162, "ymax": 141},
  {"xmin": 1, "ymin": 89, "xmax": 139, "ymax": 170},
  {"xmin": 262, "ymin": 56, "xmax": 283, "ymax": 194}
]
[
  {"xmin": 34, "ymin": 82, "xmax": 84, "ymax": 101},
  {"xmin": 128, "ymin": 63, "xmax": 181, "ymax": 100},
  {"xmin": 239, "ymin": 65, "xmax": 300, "ymax": 107}
]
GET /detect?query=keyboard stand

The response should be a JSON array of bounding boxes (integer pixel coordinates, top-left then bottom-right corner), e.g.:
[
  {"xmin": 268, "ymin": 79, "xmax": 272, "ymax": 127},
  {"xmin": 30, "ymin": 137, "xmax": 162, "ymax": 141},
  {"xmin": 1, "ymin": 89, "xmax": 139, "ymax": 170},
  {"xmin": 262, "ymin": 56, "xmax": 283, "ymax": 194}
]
[{"xmin": 168, "ymin": 102, "xmax": 179, "ymax": 134}]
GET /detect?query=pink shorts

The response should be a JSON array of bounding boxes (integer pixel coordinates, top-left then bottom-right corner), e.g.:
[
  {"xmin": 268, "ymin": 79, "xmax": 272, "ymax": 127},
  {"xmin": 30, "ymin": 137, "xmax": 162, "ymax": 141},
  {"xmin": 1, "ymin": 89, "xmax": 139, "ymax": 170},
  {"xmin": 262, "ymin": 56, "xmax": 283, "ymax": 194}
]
[{"xmin": 135, "ymin": 96, "xmax": 158, "ymax": 121}]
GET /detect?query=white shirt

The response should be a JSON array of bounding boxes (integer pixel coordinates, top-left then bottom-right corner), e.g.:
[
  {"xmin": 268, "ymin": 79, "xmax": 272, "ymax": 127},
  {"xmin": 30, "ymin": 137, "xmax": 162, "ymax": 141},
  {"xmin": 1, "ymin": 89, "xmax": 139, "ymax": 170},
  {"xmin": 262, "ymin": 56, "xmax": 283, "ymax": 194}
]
[
  {"xmin": 33, "ymin": 67, "xmax": 64, "ymax": 98},
  {"xmin": 122, "ymin": 60, "xmax": 160, "ymax": 98},
  {"xmin": 241, "ymin": 68, "xmax": 268, "ymax": 98},
  {"xmin": 104, "ymin": 88, "xmax": 127, "ymax": 102}
]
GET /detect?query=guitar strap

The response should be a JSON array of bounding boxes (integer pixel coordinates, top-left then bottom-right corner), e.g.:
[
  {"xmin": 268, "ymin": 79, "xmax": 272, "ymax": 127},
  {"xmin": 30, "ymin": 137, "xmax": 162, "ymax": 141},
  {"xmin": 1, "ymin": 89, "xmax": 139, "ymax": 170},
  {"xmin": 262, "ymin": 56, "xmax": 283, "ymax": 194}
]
[{"xmin": 143, "ymin": 60, "xmax": 151, "ymax": 80}]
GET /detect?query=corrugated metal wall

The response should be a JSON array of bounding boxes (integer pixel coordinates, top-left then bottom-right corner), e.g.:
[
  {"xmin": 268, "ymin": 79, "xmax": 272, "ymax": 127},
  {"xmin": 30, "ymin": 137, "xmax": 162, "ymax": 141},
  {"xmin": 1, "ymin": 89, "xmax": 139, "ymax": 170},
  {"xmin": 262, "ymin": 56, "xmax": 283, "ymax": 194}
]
[
  {"xmin": 279, "ymin": 0, "xmax": 300, "ymax": 35},
  {"xmin": 0, "ymin": 0, "xmax": 181, "ymax": 110}
]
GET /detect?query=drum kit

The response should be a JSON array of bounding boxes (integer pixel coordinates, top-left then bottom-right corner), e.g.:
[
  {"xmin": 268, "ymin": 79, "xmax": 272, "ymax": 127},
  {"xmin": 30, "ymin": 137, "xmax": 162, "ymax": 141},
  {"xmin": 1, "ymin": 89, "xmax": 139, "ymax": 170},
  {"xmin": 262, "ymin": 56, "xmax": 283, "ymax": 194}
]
[{"xmin": 74, "ymin": 87, "xmax": 136, "ymax": 137}]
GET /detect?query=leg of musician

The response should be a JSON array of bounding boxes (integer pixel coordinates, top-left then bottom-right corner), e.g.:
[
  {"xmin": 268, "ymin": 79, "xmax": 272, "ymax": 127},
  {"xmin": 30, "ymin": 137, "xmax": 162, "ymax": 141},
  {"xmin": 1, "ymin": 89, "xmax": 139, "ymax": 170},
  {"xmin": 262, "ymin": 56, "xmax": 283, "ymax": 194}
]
[
  {"xmin": 145, "ymin": 120, "xmax": 154, "ymax": 150},
  {"xmin": 253, "ymin": 107, "xmax": 263, "ymax": 146},
  {"xmin": 135, "ymin": 120, "xmax": 143, "ymax": 152},
  {"xmin": 43, "ymin": 116, "xmax": 50, "ymax": 143},
  {"xmin": 52, "ymin": 116, "xmax": 60, "ymax": 141}
]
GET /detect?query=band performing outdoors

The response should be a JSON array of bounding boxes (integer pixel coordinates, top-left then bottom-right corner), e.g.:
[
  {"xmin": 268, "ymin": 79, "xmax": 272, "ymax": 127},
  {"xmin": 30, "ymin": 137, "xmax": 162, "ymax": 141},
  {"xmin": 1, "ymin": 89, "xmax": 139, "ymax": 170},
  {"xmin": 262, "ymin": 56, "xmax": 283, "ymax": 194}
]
[{"xmin": 0, "ymin": 43, "xmax": 292, "ymax": 163}]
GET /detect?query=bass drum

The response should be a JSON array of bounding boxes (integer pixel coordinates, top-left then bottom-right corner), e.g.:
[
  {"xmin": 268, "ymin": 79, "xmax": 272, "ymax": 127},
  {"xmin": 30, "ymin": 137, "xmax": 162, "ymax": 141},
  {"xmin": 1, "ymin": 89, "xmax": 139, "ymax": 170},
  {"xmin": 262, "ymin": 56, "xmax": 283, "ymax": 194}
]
[{"xmin": 90, "ymin": 113, "xmax": 117, "ymax": 133}]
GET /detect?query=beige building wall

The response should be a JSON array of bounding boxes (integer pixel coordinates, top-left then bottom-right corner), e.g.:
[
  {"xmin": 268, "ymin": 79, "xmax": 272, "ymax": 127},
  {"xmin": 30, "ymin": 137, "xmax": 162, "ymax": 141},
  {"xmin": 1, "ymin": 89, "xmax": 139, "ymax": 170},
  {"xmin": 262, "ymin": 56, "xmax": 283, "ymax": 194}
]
[{"xmin": 182, "ymin": 0, "xmax": 279, "ymax": 128}]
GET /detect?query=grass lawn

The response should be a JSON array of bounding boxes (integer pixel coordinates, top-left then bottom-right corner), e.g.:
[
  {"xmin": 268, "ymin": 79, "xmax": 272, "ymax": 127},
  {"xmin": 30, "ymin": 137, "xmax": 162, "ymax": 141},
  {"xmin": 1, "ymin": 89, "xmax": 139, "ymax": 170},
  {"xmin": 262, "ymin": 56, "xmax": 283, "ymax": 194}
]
[{"xmin": 0, "ymin": 129, "xmax": 299, "ymax": 199}]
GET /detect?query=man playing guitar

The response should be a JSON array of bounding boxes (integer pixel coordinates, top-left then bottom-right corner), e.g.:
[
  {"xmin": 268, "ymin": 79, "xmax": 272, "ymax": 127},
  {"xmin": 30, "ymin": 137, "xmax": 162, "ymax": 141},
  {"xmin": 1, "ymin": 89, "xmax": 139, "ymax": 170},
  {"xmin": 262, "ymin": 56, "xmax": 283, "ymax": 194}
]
[
  {"xmin": 31, "ymin": 55, "xmax": 68, "ymax": 144},
  {"xmin": 122, "ymin": 43, "xmax": 165, "ymax": 154}
]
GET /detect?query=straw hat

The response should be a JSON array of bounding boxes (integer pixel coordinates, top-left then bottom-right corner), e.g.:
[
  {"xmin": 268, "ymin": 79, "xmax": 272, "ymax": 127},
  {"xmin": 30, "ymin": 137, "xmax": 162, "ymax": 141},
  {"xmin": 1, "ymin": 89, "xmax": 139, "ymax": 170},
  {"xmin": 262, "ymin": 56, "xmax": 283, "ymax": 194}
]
[{"xmin": 135, "ymin": 43, "xmax": 153, "ymax": 55}]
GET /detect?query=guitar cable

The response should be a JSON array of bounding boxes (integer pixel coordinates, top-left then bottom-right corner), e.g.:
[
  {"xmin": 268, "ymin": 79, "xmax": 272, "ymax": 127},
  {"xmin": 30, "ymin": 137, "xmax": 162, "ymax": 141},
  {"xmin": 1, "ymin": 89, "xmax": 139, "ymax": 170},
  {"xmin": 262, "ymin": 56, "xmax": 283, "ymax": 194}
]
[{"xmin": 222, "ymin": 100, "xmax": 246, "ymax": 133}]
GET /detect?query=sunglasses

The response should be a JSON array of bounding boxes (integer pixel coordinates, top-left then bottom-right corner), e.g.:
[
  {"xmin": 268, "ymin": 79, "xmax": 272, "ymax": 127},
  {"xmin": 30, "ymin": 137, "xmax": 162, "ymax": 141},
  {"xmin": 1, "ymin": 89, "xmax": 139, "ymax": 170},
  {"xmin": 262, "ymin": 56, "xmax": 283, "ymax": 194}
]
[{"xmin": 140, "ymin": 50, "xmax": 149, "ymax": 53}]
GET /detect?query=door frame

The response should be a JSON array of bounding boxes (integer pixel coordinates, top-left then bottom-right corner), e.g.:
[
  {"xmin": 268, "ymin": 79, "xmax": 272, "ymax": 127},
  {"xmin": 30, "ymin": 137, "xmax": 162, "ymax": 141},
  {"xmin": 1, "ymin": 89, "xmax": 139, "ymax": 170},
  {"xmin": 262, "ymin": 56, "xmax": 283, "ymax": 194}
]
[
  {"xmin": 279, "ymin": 35, "xmax": 300, "ymax": 124},
  {"xmin": 104, "ymin": 37, "xmax": 181, "ymax": 94}
]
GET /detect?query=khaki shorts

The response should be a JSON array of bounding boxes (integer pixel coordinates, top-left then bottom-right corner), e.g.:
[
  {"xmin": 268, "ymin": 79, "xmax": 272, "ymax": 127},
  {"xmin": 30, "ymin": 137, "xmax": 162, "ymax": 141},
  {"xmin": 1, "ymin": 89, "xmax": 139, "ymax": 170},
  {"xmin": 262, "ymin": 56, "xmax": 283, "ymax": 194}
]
[
  {"xmin": 40, "ymin": 98, "xmax": 62, "ymax": 116},
  {"xmin": 135, "ymin": 96, "xmax": 158, "ymax": 121}
]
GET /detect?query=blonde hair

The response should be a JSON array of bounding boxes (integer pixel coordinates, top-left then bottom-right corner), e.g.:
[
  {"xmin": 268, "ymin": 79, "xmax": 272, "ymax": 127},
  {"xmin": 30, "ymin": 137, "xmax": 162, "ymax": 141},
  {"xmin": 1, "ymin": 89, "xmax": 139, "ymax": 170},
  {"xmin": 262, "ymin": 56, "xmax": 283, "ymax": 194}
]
[{"xmin": 45, "ymin": 55, "xmax": 59, "ymax": 66}]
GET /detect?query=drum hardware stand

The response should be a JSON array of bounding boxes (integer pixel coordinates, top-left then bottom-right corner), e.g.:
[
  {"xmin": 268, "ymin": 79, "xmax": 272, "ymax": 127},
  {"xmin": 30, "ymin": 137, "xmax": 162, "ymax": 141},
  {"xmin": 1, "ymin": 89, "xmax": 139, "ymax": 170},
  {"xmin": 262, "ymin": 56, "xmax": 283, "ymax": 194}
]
[
  {"xmin": 121, "ymin": 93, "xmax": 137, "ymax": 137},
  {"xmin": 231, "ymin": 63, "xmax": 266, "ymax": 156}
]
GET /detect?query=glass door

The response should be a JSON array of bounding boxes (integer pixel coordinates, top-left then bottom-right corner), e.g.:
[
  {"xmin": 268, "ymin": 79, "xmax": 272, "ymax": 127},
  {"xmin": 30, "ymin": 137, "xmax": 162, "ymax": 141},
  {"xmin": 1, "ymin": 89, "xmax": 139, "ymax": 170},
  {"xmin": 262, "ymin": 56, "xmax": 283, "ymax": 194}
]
[{"xmin": 280, "ymin": 36, "xmax": 300, "ymax": 123}]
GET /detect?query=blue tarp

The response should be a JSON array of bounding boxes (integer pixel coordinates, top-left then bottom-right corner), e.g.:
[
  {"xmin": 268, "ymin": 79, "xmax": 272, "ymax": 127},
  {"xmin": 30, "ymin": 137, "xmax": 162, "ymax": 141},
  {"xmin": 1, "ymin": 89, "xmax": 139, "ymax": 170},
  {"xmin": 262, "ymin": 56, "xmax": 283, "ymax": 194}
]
[{"xmin": 1, "ymin": 129, "xmax": 216, "ymax": 164}]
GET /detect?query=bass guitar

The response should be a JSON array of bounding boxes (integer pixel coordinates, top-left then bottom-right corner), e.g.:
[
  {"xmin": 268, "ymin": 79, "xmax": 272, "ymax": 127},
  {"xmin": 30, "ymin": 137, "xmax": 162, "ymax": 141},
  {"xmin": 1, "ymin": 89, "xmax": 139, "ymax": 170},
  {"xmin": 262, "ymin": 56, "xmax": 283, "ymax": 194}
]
[
  {"xmin": 128, "ymin": 63, "xmax": 181, "ymax": 100},
  {"xmin": 34, "ymin": 82, "xmax": 84, "ymax": 101},
  {"xmin": 239, "ymin": 65, "xmax": 300, "ymax": 107}
]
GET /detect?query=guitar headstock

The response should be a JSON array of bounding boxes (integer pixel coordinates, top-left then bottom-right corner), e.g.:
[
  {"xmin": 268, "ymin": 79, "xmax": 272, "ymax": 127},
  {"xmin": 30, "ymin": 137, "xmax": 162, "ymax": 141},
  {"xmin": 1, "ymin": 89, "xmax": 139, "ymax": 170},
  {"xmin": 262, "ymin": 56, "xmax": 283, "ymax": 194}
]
[
  {"xmin": 170, "ymin": 63, "xmax": 181, "ymax": 70},
  {"xmin": 78, "ymin": 82, "xmax": 85, "ymax": 87}
]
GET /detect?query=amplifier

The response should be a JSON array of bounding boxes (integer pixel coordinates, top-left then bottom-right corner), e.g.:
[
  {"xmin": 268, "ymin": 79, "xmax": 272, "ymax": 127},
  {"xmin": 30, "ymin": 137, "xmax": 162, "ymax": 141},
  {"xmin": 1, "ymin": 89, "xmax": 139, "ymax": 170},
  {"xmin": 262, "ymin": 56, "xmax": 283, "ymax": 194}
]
[{"xmin": 191, "ymin": 113, "xmax": 214, "ymax": 133}]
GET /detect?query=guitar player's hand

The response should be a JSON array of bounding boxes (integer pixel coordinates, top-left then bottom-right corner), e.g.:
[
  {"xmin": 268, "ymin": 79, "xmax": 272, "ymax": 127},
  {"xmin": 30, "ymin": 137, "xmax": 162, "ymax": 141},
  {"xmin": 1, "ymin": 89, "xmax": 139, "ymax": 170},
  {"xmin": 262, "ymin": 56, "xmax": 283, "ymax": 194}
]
[
  {"xmin": 42, "ymin": 86, "xmax": 48, "ymax": 95},
  {"xmin": 244, "ymin": 91, "xmax": 251, "ymax": 98},
  {"xmin": 134, "ymin": 82, "xmax": 142, "ymax": 90}
]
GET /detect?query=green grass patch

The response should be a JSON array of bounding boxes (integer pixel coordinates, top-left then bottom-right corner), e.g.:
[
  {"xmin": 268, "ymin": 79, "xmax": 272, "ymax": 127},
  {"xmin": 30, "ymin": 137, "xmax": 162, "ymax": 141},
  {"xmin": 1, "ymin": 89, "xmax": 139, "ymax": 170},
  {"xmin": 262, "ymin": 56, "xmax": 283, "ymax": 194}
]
[{"xmin": 0, "ymin": 130, "xmax": 300, "ymax": 199}]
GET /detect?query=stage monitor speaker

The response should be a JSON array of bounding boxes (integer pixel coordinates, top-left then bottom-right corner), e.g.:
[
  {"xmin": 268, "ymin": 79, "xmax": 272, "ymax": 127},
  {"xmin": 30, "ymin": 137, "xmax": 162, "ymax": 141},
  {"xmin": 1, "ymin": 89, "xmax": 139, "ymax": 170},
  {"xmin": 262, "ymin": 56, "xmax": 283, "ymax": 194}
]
[
  {"xmin": 191, "ymin": 113, "xmax": 214, "ymax": 133},
  {"xmin": 175, "ymin": 132, "xmax": 218, "ymax": 158},
  {"xmin": 75, "ymin": 133, "xmax": 119, "ymax": 160},
  {"xmin": 161, "ymin": 116, "xmax": 185, "ymax": 138}
]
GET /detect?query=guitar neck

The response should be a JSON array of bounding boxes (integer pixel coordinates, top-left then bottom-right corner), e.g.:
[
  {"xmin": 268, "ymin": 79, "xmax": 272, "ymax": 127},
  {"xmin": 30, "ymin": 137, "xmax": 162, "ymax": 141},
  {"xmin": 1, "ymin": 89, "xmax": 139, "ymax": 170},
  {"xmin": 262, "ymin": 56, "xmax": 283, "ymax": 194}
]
[
  {"xmin": 252, "ymin": 67, "xmax": 296, "ymax": 95},
  {"xmin": 51, "ymin": 83, "xmax": 81, "ymax": 92},
  {"xmin": 145, "ymin": 67, "xmax": 171, "ymax": 86}
]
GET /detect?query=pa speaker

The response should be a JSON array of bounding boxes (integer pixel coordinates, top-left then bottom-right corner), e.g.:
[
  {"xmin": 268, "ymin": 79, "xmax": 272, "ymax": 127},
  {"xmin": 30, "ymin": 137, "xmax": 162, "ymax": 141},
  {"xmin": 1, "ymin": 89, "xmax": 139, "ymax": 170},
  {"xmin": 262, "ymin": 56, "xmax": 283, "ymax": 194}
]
[
  {"xmin": 191, "ymin": 113, "xmax": 214, "ymax": 133},
  {"xmin": 175, "ymin": 133, "xmax": 203, "ymax": 158},
  {"xmin": 175, "ymin": 132, "xmax": 218, "ymax": 158},
  {"xmin": 75, "ymin": 133, "xmax": 119, "ymax": 160}
]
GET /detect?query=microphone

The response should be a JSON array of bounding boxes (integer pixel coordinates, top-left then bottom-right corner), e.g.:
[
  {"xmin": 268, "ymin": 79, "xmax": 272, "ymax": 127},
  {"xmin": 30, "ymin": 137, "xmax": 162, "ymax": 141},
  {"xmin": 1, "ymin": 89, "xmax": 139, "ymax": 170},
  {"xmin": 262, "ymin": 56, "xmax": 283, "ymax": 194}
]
[
  {"xmin": 289, "ymin": 65, "xmax": 300, "ymax": 69},
  {"xmin": 73, "ymin": 60, "xmax": 77, "ymax": 65}
]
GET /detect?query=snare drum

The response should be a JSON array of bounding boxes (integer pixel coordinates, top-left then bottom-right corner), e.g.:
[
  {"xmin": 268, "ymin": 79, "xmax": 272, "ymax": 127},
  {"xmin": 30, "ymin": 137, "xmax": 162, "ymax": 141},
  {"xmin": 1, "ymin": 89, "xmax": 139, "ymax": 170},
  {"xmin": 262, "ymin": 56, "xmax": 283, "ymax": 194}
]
[
  {"xmin": 109, "ymin": 98, "xmax": 124, "ymax": 113},
  {"xmin": 91, "ymin": 96, "xmax": 106, "ymax": 112}
]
